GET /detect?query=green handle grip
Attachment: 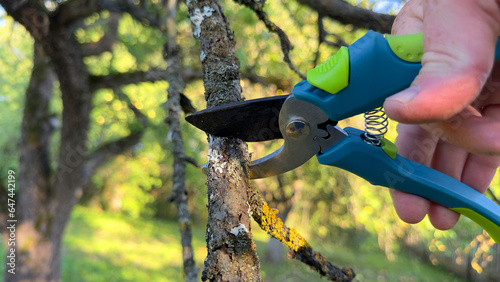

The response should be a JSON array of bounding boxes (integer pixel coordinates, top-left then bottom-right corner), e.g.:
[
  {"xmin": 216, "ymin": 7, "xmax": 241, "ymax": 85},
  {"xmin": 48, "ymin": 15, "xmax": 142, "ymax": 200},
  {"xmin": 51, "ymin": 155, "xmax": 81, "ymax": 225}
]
[
  {"xmin": 385, "ymin": 33, "xmax": 423, "ymax": 63},
  {"xmin": 385, "ymin": 32, "xmax": 500, "ymax": 62}
]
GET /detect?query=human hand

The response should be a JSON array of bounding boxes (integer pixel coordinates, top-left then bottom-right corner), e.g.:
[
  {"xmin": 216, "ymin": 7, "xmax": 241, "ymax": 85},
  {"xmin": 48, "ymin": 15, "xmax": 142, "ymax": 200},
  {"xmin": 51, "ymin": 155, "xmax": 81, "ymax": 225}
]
[{"xmin": 383, "ymin": 0, "xmax": 500, "ymax": 230}]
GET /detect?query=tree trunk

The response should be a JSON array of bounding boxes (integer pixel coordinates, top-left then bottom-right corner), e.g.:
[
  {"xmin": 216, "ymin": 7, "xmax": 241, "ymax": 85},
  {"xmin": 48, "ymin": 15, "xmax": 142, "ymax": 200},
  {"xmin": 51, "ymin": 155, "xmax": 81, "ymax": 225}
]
[
  {"xmin": 4, "ymin": 42, "xmax": 56, "ymax": 281},
  {"xmin": 6, "ymin": 19, "xmax": 94, "ymax": 279},
  {"xmin": 2, "ymin": 28, "xmax": 91, "ymax": 280},
  {"xmin": 0, "ymin": 2, "xmax": 150, "ymax": 280},
  {"xmin": 187, "ymin": 0, "xmax": 262, "ymax": 280}
]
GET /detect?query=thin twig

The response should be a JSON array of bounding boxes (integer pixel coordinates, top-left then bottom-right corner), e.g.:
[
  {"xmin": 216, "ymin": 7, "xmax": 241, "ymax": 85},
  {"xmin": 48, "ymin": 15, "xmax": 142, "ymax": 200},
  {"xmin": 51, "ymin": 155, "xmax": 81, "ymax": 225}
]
[
  {"xmin": 114, "ymin": 88, "xmax": 149, "ymax": 125},
  {"xmin": 487, "ymin": 189, "xmax": 500, "ymax": 205},
  {"xmin": 81, "ymin": 13, "xmax": 121, "ymax": 57},
  {"xmin": 246, "ymin": 183, "xmax": 355, "ymax": 281},
  {"xmin": 163, "ymin": 0, "xmax": 199, "ymax": 280},
  {"xmin": 233, "ymin": 0, "xmax": 306, "ymax": 79}
]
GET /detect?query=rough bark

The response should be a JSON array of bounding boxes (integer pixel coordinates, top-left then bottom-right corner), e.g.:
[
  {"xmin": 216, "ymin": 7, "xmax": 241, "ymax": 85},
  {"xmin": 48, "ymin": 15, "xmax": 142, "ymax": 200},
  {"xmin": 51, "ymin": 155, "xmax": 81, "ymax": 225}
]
[
  {"xmin": 164, "ymin": 0, "xmax": 199, "ymax": 280},
  {"xmin": 187, "ymin": 0, "xmax": 262, "ymax": 280}
]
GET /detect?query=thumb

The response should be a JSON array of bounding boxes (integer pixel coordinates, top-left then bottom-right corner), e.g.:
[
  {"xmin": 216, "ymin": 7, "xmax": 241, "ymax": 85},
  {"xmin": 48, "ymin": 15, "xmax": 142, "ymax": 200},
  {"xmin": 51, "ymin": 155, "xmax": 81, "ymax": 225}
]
[{"xmin": 384, "ymin": 0, "xmax": 500, "ymax": 124}]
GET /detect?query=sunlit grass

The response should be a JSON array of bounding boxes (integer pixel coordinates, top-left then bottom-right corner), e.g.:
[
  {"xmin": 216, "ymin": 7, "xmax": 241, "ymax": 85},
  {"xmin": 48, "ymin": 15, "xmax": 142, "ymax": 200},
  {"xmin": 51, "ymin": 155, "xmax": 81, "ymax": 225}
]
[
  {"xmin": 1, "ymin": 206, "xmax": 465, "ymax": 281},
  {"xmin": 60, "ymin": 206, "xmax": 208, "ymax": 281}
]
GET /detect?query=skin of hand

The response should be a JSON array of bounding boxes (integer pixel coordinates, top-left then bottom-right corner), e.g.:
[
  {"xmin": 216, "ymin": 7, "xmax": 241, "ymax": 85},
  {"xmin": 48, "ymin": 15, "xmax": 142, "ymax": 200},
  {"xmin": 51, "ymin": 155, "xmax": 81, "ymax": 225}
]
[{"xmin": 383, "ymin": 0, "xmax": 500, "ymax": 230}]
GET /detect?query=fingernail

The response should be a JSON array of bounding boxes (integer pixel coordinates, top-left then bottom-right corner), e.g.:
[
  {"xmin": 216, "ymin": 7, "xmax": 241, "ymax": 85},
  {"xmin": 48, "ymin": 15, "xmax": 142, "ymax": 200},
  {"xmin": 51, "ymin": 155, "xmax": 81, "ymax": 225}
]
[{"xmin": 387, "ymin": 86, "xmax": 419, "ymax": 104}]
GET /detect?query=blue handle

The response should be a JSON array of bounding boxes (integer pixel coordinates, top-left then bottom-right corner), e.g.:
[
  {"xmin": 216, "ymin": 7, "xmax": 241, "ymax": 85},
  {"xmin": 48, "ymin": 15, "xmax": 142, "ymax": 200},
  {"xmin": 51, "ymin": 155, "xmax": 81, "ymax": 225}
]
[
  {"xmin": 318, "ymin": 127, "xmax": 500, "ymax": 243},
  {"xmin": 293, "ymin": 30, "xmax": 500, "ymax": 121}
]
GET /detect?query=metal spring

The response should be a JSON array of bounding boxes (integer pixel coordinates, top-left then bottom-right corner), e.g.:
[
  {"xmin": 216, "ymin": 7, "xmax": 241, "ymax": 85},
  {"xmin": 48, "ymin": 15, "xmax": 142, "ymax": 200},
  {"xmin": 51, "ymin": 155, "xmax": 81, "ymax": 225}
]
[{"xmin": 363, "ymin": 107, "xmax": 388, "ymax": 146}]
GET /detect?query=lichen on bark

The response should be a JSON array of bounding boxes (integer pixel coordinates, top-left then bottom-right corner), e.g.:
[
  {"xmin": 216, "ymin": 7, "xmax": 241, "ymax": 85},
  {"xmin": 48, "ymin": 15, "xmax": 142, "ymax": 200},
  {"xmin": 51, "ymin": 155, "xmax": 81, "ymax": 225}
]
[
  {"xmin": 247, "ymin": 185, "xmax": 355, "ymax": 281},
  {"xmin": 187, "ymin": 0, "xmax": 262, "ymax": 281}
]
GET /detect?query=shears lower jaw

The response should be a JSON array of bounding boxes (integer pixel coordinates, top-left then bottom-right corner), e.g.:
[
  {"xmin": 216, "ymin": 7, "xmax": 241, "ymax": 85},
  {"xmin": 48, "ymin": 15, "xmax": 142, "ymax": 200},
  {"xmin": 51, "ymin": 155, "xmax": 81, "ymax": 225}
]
[{"xmin": 249, "ymin": 95, "xmax": 347, "ymax": 179}]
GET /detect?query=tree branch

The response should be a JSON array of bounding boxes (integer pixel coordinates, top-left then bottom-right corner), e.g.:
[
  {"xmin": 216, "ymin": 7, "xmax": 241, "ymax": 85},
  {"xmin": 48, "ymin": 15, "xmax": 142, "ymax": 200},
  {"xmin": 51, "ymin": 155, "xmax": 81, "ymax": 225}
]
[
  {"xmin": 89, "ymin": 68, "xmax": 205, "ymax": 91},
  {"xmin": 296, "ymin": 0, "xmax": 395, "ymax": 34},
  {"xmin": 487, "ymin": 189, "xmax": 500, "ymax": 205},
  {"xmin": 313, "ymin": 14, "xmax": 349, "ymax": 66},
  {"xmin": 100, "ymin": 0, "xmax": 162, "ymax": 28},
  {"xmin": 114, "ymin": 88, "xmax": 149, "ymax": 124},
  {"xmin": 55, "ymin": 0, "xmax": 162, "ymax": 28},
  {"xmin": 180, "ymin": 67, "xmax": 203, "ymax": 83},
  {"xmin": 181, "ymin": 67, "xmax": 292, "ymax": 89},
  {"xmin": 81, "ymin": 34, "xmax": 116, "ymax": 57},
  {"xmin": 240, "ymin": 68, "xmax": 293, "ymax": 90},
  {"xmin": 88, "ymin": 66, "xmax": 294, "ymax": 93},
  {"xmin": 88, "ymin": 68, "xmax": 168, "ymax": 91},
  {"xmin": 0, "ymin": 0, "xmax": 50, "ymax": 41},
  {"xmin": 234, "ymin": 0, "xmax": 306, "ymax": 79},
  {"xmin": 163, "ymin": 0, "xmax": 199, "ymax": 279},
  {"xmin": 82, "ymin": 130, "xmax": 144, "ymax": 186},
  {"xmin": 56, "ymin": 0, "xmax": 101, "ymax": 25},
  {"xmin": 247, "ymin": 183, "xmax": 355, "ymax": 281},
  {"xmin": 82, "ymin": 88, "xmax": 148, "ymax": 186},
  {"xmin": 81, "ymin": 13, "xmax": 121, "ymax": 57}
]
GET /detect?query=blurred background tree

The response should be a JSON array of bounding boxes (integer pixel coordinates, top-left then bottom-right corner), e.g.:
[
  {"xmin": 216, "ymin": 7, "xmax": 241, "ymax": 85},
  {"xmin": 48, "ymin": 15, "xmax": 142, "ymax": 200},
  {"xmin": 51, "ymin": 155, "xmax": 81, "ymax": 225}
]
[{"xmin": 0, "ymin": 0, "xmax": 499, "ymax": 281}]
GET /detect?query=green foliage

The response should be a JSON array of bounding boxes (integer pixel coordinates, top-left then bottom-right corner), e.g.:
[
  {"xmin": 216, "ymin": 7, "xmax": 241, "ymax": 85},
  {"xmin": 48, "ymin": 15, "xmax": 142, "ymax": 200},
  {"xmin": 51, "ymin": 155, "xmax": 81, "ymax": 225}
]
[
  {"xmin": 90, "ymin": 152, "xmax": 161, "ymax": 218},
  {"xmin": 0, "ymin": 16, "xmax": 33, "ymax": 179},
  {"xmin": 118, "ymin": 15, "xmax": 166, "ymax": 68}
]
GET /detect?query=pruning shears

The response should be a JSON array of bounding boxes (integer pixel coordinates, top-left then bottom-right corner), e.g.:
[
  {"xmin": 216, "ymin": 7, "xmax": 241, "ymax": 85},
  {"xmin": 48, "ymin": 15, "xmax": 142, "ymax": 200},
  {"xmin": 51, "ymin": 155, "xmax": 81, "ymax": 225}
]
[{"xmin": 186, "ymin": 30, "xmax": 500, "ymax": 243}]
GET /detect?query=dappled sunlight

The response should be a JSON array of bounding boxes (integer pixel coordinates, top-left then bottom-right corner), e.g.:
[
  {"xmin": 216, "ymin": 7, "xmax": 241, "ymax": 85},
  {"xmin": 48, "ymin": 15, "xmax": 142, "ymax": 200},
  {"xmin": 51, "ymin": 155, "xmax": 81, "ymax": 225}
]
[
  {"xmin": 62, "ymin": 207, "xmax": 206, "ymax": 280},
  {"xmin": 51, "ymin": 206, "xmax": 463, "ymax": 281}
]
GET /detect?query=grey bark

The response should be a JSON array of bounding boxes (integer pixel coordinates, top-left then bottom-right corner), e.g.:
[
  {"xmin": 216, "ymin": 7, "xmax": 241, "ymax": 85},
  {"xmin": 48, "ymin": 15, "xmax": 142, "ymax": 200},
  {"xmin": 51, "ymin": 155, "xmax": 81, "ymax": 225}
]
[
  {"xmin": 187, "ymin": 0, "xmax": 262, "ymax": 280},
  {"xmin": 164, "ymin": 0, "xmax": 199, "ymax": 280}
]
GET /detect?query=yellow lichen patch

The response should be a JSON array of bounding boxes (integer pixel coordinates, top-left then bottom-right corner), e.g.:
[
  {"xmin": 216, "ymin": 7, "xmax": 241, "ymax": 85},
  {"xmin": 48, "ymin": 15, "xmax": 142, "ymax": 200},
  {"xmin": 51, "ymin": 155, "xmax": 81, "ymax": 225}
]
[
  {"xmin": 288, "ymin": 227, "xmax": 309, "ymax": 251},
  {"xmin": 345, "ymin": 268, "xmax": 354, "ymax": 277},
  {"xmin": 259, "ymin": 202, "xmax": 309, "ymax": 252}
]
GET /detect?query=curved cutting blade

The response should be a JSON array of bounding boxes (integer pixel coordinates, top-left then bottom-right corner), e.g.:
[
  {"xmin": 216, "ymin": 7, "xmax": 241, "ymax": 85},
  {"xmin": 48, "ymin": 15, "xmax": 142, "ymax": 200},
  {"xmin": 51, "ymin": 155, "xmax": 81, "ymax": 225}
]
[
  {"xmin": 249, "ymin": 96, "xmax": 331, "ymax": 179},
  {"xmin": 185, "ymin": 95, "xmax": 289, "ymax": 142}
]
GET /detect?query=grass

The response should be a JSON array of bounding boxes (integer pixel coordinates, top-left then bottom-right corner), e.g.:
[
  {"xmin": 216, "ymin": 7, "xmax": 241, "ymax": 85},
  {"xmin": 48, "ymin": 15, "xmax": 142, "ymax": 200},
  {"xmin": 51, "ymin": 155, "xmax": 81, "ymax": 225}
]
[
  {"xmin": 60, "ymin": 207, "xmax": 206, "ymax": 281},
  {"xmin": 0, "ymin": 206, "xmax": 466, "ymax": 281}
]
